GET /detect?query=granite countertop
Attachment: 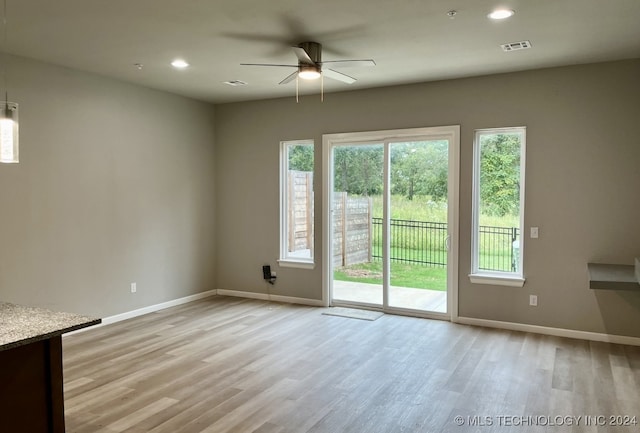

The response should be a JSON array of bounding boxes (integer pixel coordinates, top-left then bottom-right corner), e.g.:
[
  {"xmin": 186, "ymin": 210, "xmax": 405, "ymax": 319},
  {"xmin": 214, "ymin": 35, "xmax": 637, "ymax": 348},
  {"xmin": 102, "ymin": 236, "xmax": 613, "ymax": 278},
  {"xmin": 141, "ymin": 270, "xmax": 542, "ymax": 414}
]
[{"xmin": 0, "ymin": 302, "xmax": 101, "ymax": 351}]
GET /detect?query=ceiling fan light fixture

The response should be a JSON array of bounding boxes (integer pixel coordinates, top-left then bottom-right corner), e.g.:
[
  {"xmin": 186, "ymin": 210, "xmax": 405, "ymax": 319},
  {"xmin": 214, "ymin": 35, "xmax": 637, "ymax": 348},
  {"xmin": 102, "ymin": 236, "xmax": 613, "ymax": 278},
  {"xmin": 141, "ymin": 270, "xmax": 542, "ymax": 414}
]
[{"xmin": 298, "ymin": 65, "xmax": 321, "ymax": 80}]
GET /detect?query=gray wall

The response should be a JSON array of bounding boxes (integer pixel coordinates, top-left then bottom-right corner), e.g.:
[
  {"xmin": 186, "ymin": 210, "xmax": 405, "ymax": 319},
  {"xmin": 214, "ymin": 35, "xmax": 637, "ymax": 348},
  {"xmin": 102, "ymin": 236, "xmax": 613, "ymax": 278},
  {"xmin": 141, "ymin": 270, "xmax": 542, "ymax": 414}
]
[
  {"xmin": 0, "ymin": 55, "xmax": 217, "ymax": 317},
  {"xmin": 215, "ymin": 59, "xmax": 640, "ymax": 337},
  {"xmin": 2, "ymin": 54, "xmax": 638, "ymax": 337}
]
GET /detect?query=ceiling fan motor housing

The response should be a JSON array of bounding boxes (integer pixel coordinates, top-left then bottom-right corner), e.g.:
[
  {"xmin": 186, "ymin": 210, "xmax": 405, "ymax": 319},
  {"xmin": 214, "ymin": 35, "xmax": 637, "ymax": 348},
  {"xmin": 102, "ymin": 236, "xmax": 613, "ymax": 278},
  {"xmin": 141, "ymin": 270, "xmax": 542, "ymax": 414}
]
[{"xmin": 298, "ymin": 42, "xmax": 322, "ymax": 63}]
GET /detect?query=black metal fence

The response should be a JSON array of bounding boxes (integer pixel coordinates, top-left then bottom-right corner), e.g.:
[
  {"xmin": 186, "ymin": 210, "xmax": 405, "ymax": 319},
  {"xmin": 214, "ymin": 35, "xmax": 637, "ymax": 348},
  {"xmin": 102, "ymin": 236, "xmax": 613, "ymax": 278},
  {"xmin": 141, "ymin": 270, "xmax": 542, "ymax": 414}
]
[
  {"xmin": 478, "ymin": 225, "xmax": 520, "ymax": 272},
  {"xmin": 372, "ymin": 218, "xmax": 448, "ymax": 266},
  {"xmin": 372, "ymin": 218, "xmax": 519, "ymax": 272}
]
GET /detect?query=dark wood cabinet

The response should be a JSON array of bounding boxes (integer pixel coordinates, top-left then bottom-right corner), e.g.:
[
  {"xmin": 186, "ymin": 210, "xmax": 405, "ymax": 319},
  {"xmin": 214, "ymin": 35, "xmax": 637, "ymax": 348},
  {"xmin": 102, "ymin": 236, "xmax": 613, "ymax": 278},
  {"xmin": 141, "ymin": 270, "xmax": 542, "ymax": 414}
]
[{"xmin": 0, "ymin": 302, "xmax": 100, "ymax": 433}]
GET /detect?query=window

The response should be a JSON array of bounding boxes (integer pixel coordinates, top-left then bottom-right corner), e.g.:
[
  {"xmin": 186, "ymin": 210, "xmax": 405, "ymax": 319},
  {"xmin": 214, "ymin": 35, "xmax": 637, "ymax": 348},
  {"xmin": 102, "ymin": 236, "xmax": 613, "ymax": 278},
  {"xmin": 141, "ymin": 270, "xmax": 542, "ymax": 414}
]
[
  {"xmin": 470, "ymin": 127, "xmax": 526, "ymax": 286},
  {"xmin": 279, "ymin": 140, "xmax": 315, "ymax": 268}
]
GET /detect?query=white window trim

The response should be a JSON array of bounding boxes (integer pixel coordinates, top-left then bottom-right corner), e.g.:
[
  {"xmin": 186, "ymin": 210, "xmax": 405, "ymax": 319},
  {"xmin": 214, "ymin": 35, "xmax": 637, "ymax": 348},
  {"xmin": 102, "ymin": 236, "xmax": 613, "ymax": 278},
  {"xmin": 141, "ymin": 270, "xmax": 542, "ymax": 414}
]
[
  {"xmin": 469, "ymin": 273, "xmax": 525, "ymax": 287},
  {"xmin": 279, "ymin": 139, "xmax": 315, "ymax": 269},
  {"xmin": 277, "ymin": 258, "xmax": 315, "ymax": 269},
  {"xmin": 470, "ymin": 127, "xmax": 526, "ymax": 287}
]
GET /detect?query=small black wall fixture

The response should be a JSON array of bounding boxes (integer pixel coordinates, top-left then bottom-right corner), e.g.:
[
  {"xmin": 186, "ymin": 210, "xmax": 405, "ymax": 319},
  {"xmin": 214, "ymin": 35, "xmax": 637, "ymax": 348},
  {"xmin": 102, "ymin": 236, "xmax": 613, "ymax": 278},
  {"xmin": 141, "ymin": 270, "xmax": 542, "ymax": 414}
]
[{"xmin": 262, "ymin": 265, "xmax": 276, "ymax": 285}]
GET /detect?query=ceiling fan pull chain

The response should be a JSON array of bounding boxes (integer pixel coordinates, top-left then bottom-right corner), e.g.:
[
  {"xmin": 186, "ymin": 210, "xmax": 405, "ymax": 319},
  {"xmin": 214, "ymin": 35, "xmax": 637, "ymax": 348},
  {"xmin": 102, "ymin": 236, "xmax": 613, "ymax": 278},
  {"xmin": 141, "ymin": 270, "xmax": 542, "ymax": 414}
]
[
  {"xmin": 296, "ymin": 75, "xmax": 299, "ymax": 103},
  {"xmin": 321, "ymin": 73, "xmax": 324, "ymax": 102}
]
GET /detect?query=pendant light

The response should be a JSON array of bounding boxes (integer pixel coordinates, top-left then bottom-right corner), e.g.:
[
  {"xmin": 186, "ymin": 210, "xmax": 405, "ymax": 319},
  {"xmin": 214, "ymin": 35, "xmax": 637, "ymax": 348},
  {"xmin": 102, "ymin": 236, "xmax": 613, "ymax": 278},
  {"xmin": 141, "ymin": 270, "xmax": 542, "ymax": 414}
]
[{"xmin": 1, "ymin": 0, "xmax": 18, "ymax": 164}]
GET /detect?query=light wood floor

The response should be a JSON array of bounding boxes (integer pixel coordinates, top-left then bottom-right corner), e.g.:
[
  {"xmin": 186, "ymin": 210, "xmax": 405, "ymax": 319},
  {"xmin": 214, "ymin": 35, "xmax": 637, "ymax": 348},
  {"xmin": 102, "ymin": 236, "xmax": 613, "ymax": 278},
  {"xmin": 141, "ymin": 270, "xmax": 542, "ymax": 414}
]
[{"xmin": 63, "ymin": 296, "xmax": 640, "ymax": 433}]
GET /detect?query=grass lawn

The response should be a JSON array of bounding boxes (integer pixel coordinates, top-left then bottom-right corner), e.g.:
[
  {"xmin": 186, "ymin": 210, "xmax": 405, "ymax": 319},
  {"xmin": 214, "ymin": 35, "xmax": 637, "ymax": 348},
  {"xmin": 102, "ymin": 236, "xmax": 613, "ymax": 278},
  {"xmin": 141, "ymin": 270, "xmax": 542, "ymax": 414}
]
[{"xmin": 334, "ymin": 261, "xmax": 447, "ymax": 291}]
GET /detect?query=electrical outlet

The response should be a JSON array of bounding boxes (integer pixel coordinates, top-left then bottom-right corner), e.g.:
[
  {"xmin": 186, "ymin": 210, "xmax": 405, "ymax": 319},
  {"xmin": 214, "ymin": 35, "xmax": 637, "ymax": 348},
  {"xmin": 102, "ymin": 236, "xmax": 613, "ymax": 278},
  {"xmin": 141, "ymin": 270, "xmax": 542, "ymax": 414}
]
[
  {"xmin": 130, "ymin": 282, "xmax": 137, "ymax": 293},
  {"xmin": 530, "ymin": 227, "xmax": 539, "ymax": 238},
  {"xmin": 529, "ymin": 294, "xmax": 538, "ymax": 306}
]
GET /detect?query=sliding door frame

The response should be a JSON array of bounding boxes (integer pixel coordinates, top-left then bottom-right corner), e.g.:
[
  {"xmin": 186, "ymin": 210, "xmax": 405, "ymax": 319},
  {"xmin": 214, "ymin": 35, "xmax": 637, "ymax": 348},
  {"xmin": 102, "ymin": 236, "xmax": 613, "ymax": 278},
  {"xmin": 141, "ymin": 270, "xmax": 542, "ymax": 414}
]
[{"xmin": 322, "ymin": 125, "xmax": 460, "ymax": 321}]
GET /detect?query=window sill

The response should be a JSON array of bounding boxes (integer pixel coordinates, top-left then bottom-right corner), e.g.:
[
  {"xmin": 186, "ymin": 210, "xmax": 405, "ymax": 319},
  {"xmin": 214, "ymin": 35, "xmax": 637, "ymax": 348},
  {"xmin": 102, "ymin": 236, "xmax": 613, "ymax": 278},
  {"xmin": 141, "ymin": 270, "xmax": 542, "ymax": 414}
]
[
  {"xmin": 278, "ymin": 259, "xmax": 315, "ymax": 270},
  {"xmin": 469, "ymin": 273, "xmax": 525, "ymax": 287}
]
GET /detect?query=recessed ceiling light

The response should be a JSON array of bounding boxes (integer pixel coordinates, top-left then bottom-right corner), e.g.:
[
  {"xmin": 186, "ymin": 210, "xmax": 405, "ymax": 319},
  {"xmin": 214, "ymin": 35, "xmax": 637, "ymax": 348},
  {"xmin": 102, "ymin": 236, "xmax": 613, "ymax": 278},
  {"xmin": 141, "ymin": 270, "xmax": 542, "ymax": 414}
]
[
  {"xmin": 171, "ymin": 59, "xmax": 189, "ymax": 69},
  {"xmin": 488, "ymin": 9, "xmax": 515, "ymax": 20}
]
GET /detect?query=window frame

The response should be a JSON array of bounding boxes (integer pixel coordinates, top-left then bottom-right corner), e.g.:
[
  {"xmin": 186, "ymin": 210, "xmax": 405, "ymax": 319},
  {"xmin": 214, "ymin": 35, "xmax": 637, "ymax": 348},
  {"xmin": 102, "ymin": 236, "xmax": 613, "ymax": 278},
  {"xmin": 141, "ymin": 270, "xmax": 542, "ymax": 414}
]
[
  {"xmin": 279, "ymin": 139, "xmax": 315, "ymax": 269},
  {"xmin": 470, "ymin": 127, "xmax": 526, "ymax": 287}
]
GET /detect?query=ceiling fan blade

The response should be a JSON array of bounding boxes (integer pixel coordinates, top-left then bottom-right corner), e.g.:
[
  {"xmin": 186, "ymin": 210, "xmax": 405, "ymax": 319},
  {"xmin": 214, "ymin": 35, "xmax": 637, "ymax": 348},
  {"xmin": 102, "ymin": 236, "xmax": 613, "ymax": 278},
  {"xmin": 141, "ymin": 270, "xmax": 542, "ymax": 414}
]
[
  {"xmin": 321, "ymin": 59, "xmax": 376, "ymax": 68},
  {"xmin": 323, "ymin": 68, "xmax": 356, "ymax": 84},
  {"xmin": 292, "ymin": 47, "xmax": 315, "ymax": 65},
  {"xmin": 240, "ymin": 63, "xmax": 298, "ymax": 67},
  {"xmin": 279, "ymin": 71, "xmax": 298, "ymax": 85}
]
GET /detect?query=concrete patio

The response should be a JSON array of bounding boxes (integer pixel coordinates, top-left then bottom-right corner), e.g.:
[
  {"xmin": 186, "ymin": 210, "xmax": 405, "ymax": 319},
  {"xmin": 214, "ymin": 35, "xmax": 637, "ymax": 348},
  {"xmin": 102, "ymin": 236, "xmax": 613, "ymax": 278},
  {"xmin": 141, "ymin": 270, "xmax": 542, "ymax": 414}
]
[{"xmin": 332, "ymin": 280, "xmax": 447, "ymax": 313}]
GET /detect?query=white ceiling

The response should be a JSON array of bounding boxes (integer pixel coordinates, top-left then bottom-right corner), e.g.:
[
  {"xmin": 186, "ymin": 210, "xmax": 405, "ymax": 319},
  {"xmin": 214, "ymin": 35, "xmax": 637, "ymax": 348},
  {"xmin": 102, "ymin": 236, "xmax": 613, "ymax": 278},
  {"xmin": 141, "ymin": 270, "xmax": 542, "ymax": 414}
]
[{"xmin": 4, "ymin": 0, "xmax": 640, "ymax": 104}]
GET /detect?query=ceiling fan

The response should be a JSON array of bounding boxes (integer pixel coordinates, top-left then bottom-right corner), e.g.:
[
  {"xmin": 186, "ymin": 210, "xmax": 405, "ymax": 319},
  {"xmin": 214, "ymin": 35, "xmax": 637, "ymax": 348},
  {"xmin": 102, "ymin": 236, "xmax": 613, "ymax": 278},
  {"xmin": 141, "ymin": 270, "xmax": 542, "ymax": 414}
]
[{"xmin": 241, "ymin": 41, "xmax": 375, "ymax": 85}]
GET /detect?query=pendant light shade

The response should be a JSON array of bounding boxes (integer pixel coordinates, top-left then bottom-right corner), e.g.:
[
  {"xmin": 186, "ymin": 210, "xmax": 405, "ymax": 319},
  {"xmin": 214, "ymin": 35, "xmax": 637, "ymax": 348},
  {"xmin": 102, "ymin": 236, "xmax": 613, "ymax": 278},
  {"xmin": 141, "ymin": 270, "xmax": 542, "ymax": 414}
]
[
  {"xmin": 2, "ymin": 0, "xmax": 18, "ymax": 163},
  {"xmin": 0, "ymin": 100, "xmax": 18, "ymax": 163}
]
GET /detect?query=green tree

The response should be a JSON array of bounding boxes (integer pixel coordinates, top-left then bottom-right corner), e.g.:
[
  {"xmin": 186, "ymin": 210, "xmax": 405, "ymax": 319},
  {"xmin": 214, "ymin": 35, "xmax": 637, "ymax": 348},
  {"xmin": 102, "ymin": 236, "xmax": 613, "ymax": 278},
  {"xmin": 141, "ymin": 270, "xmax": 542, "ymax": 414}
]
[
  {"xmin": 288, "ymin": 144, "xmax": 314, "ymax": 171},
  {"xmin": 479, "ymin": 134, "xmax": 521, "ymax": 217},
  {"xmin": 333, "ymin": 145, "xmax": 383, "ymax": 195},
  {"xmin": 390, "ymin": 141, "xmax": 448, "ymax": 201}
]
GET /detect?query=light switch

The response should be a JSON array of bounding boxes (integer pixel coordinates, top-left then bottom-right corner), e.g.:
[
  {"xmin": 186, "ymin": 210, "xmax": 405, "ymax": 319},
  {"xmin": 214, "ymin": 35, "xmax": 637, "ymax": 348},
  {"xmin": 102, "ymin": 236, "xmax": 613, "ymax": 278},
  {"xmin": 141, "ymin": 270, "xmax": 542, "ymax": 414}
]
[{"xmin": 530, "ymin": 227, "xmax": 539, "ymax": 238}]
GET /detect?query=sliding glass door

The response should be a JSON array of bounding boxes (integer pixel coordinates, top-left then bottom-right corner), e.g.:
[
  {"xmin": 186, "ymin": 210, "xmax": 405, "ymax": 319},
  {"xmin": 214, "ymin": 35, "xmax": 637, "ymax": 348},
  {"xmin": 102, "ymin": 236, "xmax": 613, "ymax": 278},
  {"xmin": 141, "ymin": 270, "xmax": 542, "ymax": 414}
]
[
  {"xmin": 387, "ymin": 140, "xmax": 449, "ymax": 312},
  {"xmin": 324, "ymin": 126, "xmax": 459, "ymax": 319},
  {"xmin": 331, "ymin": 143, "xmax": 384, "ymax": 307}
]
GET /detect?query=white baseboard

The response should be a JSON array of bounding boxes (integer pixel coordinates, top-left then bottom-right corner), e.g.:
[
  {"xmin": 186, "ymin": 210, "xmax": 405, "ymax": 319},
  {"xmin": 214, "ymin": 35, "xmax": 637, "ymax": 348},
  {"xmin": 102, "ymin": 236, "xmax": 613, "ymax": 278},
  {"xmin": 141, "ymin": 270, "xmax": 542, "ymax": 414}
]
[
  {"xmin": 456, "ymin": 316, "xmax": 640, "ymax": 346},
  {"xmin": 216, "ymin": 290, "xmax": 640, "ymax": 345},
  {"xmin": 216, "ymin": 289, "xmax": 325, "ymax": 307},
  {"xmin": 65, "ymin": 287, "xmax": 640, "ymax": 347},
  {"xmin": 102, "ymin": 289, "xmax": 218, "ymax": 325},
  {"xmin": 65, "ymin": 289, "xmax": 218, "ymax": 336}
]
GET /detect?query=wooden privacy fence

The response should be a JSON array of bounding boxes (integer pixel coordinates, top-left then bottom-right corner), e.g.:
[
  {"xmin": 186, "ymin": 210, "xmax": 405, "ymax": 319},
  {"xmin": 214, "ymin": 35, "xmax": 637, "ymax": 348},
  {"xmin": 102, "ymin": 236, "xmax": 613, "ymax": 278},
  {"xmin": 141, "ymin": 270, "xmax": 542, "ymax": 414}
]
[
  {"xmin": 332, "ymin": 193, "xmax": 372, "ymax": 267},
  {"xmin": 288, "ymin": 171, "xmax": 313, "ymax": 254},
  {"xmin": 288, "ymin": 178, "xmax": 372, "ymax": 266}
]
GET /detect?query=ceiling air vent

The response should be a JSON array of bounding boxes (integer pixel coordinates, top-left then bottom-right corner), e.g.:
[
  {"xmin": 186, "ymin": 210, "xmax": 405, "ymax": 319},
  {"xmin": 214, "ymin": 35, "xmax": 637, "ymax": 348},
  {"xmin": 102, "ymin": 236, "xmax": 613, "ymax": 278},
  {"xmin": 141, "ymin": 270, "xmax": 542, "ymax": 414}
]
[
  {"xmin": 223, "ymin": 80, "xmax": 248, "ymax": 86},
  {"xmin": 500, "ymin": 40, "xmax": 532, "ymax": 52}
]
